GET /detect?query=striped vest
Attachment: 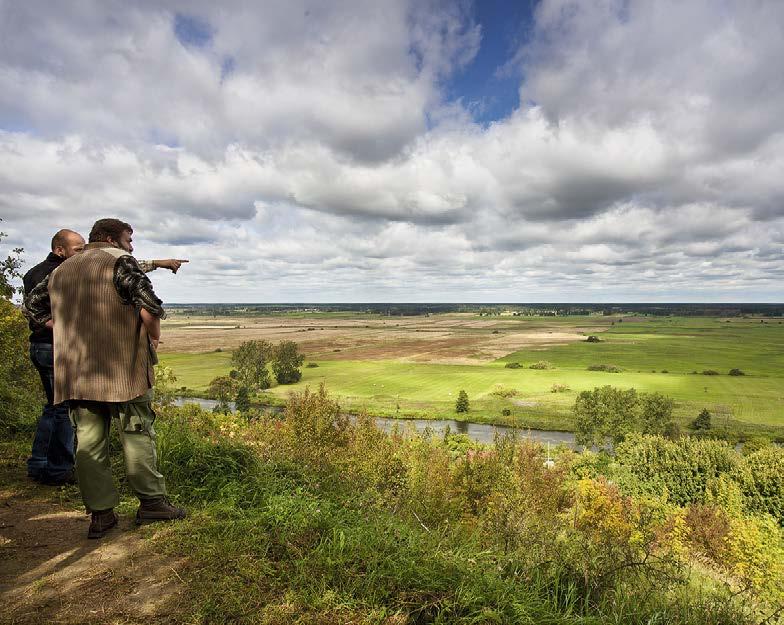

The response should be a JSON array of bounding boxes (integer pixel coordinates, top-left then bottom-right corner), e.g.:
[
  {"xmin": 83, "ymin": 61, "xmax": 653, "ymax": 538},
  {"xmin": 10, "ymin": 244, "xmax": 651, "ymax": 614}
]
[{"xmin": 49, "ymin": 243, "xmax": 154, "ymax": 403}]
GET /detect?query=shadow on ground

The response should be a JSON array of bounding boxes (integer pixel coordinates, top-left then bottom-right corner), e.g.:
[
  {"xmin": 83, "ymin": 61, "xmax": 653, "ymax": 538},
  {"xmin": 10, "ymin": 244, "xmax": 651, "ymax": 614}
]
[{"xmin": 0, "ymin": 489, "xmax": 187, "ymax": 624}]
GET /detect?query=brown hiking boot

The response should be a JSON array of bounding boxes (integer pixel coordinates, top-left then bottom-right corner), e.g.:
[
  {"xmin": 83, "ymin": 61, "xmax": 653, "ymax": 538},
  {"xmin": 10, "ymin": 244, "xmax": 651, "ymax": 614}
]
[
  {"xmin": 135, "ymin": 496, "xmax": 187, "ymax": 525},
  {"xmin": 88, "ymin": 509, "xmax": 118, "ymax": 539}
]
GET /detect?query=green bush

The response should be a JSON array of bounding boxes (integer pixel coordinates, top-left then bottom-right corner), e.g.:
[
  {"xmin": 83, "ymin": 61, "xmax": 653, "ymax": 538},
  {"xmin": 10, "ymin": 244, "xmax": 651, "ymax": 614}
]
[
  {"xmin": 147, "ymin": 389, "xmax": 767, "ymax": 624},
  {"xmin": 614, "ymin": 434, "xmax": 740, "ymax": 507},
  {"xmin": 586, "ymin": 364, "xmax": 621, "ymax": 372},
  {"xmin": 0, "ymin": 299, "xmax": 40, "ymax": 435},
  {"xmin": 728, "ymin": 368, "xmax": 745, "ymax": 376},
  {"xmin": 504, "ymin": 362, "xmax": 522, "ymax": 369},
  {"xmin": 692, "ymin": 409, "xmax": 712, "ymax": 430},
  {"xmin": 529, "ymin": 360, "xmax": 554, "ymax": 370}
]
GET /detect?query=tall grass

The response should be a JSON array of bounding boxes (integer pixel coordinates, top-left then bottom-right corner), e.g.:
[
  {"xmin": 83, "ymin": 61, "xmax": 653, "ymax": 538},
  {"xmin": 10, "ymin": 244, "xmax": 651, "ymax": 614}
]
[{"xmin": 150, "ymin": 386, "xmax": 777, "ymax": 624}]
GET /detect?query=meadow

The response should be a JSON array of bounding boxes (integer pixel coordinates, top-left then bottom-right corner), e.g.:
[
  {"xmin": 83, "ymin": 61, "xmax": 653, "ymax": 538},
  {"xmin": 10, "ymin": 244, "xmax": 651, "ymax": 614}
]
[{"xmin": 158, "ymin": 313, "xmax": 784, "ymax": 437}]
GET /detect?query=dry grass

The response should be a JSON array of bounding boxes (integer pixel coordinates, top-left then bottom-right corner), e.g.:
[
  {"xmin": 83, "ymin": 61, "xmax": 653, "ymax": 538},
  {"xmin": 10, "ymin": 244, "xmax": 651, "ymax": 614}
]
[{"xmin": 158, "ymin": 314, "xmax": 604, "ymax": 364}]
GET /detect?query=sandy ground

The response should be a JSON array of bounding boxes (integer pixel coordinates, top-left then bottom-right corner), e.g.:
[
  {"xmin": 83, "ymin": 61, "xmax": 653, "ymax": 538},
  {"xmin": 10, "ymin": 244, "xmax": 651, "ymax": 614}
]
[
  {"xmin": 158, "ymin": 314, "xmax": 607, "ymax": 363},
  {"xmin": 0, "ymin": 489, "xmax": 186, "ymax": 625}
]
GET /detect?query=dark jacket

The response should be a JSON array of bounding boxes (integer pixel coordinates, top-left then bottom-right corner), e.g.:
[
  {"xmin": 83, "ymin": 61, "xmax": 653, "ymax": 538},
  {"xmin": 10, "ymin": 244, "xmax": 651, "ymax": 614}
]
[{"xmin": 23, "ymin": 252, "xmax": 64, "ymax": 344}]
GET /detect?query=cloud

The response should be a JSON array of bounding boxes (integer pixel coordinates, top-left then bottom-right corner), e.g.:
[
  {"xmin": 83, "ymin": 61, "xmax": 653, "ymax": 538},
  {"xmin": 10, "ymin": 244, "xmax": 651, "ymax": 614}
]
[{"xmin": 1, "ymin": 0, "xmax": 782, "ymax": 301}]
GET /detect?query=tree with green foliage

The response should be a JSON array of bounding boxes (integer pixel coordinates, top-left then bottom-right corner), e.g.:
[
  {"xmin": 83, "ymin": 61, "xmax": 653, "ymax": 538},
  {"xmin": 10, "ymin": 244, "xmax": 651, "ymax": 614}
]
[
  {"xmin": 0, "ymin": 224, "xmax": 24, "ymax": 300},
  {"xmin": 639, "ymin": 392, "xmax": 675, "ymax": 436},
  {"xmin": 235, "ymin": 386, "xmax": 251, "ymax": 414},
  {"xmin": 574, "ymin": 385, "xmax": 639, "ymax": 447},
  {"xmin": 455, "ymin": 389, "xmax": 469, "ymax": 413},
  {"xmin": 231, "ymin": 340, "xmax": 272, "ymax": 390},
  {"xmin": 692, "ymin": 408, "xmax": 712, "ymax": 430},
  {"xmin": 272, "ymin": 340, "xmax": 304, "ymax": 384},
  {"xmin": 153, "ymin": 366, "xmax": 178, "ymax": 408},
  {"xmin": 208, "ymin": 375, "xmax": 235, "ymax": 414},
  {"xmin": 0, "ymin": 235, "xmax": 39, "ymax": 432}
]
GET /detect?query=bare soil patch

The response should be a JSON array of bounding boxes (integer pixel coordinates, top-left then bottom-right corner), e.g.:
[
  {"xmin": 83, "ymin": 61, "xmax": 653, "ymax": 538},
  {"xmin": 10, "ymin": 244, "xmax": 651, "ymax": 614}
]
[{"xmin": 0, "ymin": 489, "xmax": 186, "ymax": 625}]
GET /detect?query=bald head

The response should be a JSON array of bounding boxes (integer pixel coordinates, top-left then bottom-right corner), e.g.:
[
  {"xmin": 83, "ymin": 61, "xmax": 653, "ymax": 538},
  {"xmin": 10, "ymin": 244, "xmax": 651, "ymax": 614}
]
[{"xmin": 51, "ymin": 229, "xmax": 86, "ymax": 259}]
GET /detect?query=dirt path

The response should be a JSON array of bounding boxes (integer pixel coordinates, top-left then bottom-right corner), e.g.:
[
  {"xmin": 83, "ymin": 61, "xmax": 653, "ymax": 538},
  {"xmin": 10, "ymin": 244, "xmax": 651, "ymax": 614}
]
[{"xmin": 0, "ymin": 488, "xmax": 186, "ymax": 625}]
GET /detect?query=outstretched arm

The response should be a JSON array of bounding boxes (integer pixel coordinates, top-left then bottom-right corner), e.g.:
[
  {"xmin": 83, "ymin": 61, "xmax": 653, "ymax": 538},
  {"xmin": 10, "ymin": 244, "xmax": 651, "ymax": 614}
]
[{"xmin": 138, "ymin": 259, "xmax": 189, "ymax": 274}]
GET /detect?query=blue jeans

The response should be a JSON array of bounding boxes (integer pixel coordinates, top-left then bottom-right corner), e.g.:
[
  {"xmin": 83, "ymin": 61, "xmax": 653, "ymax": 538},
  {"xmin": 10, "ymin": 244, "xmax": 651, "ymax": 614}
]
[{"xmin": 27, "ymin": 343, "xmax": 75, "ymax": 481}]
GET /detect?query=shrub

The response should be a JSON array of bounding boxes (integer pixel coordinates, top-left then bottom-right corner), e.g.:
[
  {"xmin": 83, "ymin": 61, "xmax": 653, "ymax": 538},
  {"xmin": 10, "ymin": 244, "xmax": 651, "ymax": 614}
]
[
  {"xmin": 529, "ymin": 361, "xmax": 553, "ymax": 370},
  {"xmin": 0, "ymin": 298, "xmax": 40, "ymax": 433},
  {"xmin": 614, "ymin": 434, "xmax": 740, "ymax": 507},
  {"xmin": 740, "ymin": 446, "xmax": 784, "ymax": 523},
  {"xmin": 550, "ymin": 383, "xmax": 570, "ymax": 393},
  {"xmin": 504, "ymin": 362, "xmax": 522, "ymax": 369},
  {"xmin": 586, "ymin": 335, "xmax": 601, "ymax": 342},
  {"xmin": 728, "ymin": 368, "xmax": 745, "ymax": 376},
  {"xmin": 692, "ymin": 409, "xmax": 712, "ymax": 430},
  {"xmin": 587, "ymin": 364, "xmax": 621, "ymax": 372},
  {"xmin": 501, "ymin": 408, "xmax": 511, "ymax": 416},
  {"xmin": 702, "ymin": 370, "xmax": 720, "ymax": 376},
  {"xmin": 306, "ymin": 362, "xmax": 319, "ymax": 368},
  {"xmin": 491, "ymin": 386, "xmax": 518, "ymax": 398}
]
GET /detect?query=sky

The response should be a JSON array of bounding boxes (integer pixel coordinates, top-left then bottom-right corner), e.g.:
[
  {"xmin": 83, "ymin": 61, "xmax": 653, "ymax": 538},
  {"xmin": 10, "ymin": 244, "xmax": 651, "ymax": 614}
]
[{"xmin": 1, "ymin": 0, "xmax": 783, "ymax": 303}]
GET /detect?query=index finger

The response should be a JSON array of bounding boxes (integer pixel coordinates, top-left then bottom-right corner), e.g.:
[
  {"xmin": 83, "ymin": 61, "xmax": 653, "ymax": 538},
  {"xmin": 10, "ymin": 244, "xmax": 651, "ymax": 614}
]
[{"xmin": 176, "ymin": 259, "xmax": 189, "ymax": 263}]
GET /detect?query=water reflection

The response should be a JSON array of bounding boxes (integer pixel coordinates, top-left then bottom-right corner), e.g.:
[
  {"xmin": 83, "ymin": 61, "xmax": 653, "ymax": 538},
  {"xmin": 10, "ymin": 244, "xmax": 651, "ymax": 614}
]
[{"xmin": 174, "ymin": 397, "xmax": 577, "ymax": 448}]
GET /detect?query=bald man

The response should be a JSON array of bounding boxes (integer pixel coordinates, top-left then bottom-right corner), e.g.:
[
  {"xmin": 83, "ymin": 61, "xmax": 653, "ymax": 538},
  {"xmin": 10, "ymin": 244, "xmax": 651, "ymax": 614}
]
[
  {"xmin": 23, "ymin": 230, "xmax": 85, "ymax": 484},
  {"xmin": 23, "ymin": 229, "xmax": 188, "ymax": 485}
]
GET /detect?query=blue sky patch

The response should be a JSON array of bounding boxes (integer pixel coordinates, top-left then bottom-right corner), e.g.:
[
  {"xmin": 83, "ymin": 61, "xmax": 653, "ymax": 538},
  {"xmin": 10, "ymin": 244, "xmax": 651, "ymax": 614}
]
[
  {"xmin": 445, "ymin": 0, "xmax": 538, "ymax": 123},
  {"xmin": 174, "ymin": 13, "xmax": 214, "ymax": 48}
]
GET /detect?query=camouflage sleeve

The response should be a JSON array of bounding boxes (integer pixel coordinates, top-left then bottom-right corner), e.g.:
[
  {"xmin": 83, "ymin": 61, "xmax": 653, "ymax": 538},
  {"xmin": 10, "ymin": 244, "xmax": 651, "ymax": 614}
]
[
  {"xmin": 136, "ymin": 259, "xmax": 156, "ymax": 273},
  {"xmin": 113, "ymin": 256, "xmax": 167, "ymax": 319},
  {"xmin": 23, "ymin": 273, "xmax": 52, "ymax": 327}
]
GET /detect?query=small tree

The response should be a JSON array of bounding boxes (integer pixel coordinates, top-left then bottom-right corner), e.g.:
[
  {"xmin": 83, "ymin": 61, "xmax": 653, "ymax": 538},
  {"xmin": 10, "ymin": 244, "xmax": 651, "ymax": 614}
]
[
  {"xmin": 208, "ymin": 375, "xmax": 235, "ymax": 414},
  {"xmin": 235, "ymin": 386, "xmax": 251, "ymax": 414},
  {"xmin": 231, "ymin": 340, "xmax": 272, "ymax": 391},
  {"xmin": 574, "ymin": 385, "xmax": 638, "ymax": 448},
  {"xmin": 272, "ymin": 340, "xmax": 304, "ymax": 384},
  {"xmin": 455, "ymin": 390, "xmax": 469, "ymax": 413},
  {"xmin": 0, "ymin": 224, "xmax": 24, "ymax": 300},
  {"xmin": 692, "ymin": 408, "xmax": 712, "ymax": 431},
  {"xmin": 153, "ymin": 366, "xmax": 178, "ymax": 408}
]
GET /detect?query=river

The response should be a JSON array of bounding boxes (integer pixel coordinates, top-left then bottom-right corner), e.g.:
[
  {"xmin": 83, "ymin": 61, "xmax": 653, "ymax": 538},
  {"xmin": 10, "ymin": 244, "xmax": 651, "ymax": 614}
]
[{"xmin": 173, "ymin": 397, "xmax": 578, "ymax": 448}]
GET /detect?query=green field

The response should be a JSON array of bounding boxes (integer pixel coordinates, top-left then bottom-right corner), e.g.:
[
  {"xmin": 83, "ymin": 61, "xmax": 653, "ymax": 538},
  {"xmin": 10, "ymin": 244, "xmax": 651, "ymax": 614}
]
[{"xmin": 159, "ymin": 315, "xmax": 784, "ymax": 436}]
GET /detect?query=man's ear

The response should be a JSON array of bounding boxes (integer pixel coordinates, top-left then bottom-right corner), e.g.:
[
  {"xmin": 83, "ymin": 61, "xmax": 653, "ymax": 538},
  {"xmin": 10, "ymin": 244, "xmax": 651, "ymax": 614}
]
[{"xmin": 52, "ymin": 246, "xmax": 66, "ymax": 258}]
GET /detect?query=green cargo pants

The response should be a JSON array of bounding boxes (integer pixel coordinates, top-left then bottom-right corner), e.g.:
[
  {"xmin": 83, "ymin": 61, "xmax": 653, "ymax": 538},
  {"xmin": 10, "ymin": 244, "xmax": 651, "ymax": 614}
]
[{"xmin": 69, "ymin": 389, "xmax": 167, "ymax": 511}]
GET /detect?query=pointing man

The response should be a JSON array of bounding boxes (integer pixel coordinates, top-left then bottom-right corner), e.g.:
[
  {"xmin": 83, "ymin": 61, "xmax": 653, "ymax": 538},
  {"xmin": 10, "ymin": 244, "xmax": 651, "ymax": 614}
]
[
  {"xmin": 22, "ymin": 229, "xmax": 188, "ymax": 486},
  {"xmin": 25, "ymin": 219, "xmax": 186, "ymax": 538}
]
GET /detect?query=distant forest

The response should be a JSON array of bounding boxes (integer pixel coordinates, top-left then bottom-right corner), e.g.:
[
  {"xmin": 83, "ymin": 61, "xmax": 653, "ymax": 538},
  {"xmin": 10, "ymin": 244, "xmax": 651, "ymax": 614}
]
[{"xmin": 167, "ymin": 302, "xmax": 784, "ymax": 317}]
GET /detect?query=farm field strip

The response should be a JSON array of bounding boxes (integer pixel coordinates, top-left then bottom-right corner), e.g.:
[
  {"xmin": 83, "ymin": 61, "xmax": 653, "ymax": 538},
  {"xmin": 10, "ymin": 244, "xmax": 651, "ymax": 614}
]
[{"xmin": 157, "ymin": 314, "xmax": 784, "ymax": 430}]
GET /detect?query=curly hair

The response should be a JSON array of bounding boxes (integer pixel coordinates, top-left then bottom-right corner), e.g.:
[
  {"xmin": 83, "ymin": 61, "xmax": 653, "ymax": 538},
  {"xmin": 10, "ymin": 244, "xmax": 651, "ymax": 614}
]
[{"xmin": 89, "ymin": 218, "xmax": 133, "ymax": 243}]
